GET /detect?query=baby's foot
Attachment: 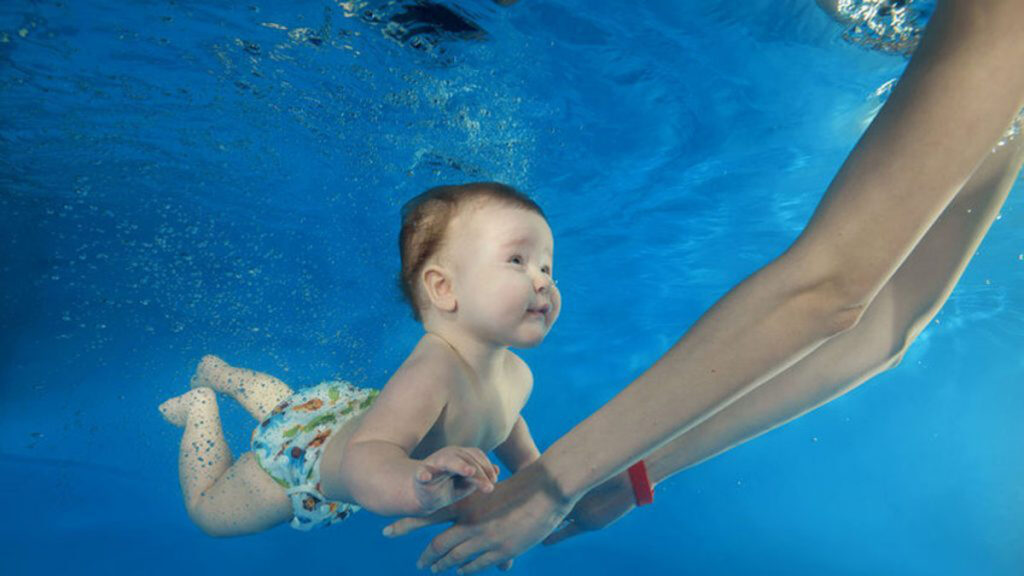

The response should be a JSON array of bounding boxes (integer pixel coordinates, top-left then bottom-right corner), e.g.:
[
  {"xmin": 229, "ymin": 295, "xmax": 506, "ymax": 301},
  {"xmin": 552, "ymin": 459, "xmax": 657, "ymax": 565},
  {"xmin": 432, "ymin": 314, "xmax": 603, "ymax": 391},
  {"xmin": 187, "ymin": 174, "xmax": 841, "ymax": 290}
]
[
  {"xmin": 190, "ymin": 355, "xmax": 237, "ymax": 393},
  {"xmin": 159, "ymin": 388, "xmax": 216, "ymax": 427}
]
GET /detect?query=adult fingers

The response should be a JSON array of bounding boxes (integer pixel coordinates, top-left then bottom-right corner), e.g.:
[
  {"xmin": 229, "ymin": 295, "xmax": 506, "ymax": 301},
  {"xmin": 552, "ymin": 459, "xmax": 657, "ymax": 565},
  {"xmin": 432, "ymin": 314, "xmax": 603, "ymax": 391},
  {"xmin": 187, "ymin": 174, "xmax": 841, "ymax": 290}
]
[
  {"xmin": 417, "ymin": 525, "xmax": 473, "ymax": 570},
  {"xmin": 542, "ymin": 521, "xmax": 584, "ymax": 547},
  {"xmin": 383, "ymin": 507, "xmax": 455, "ymax": 537},
  {"xmin": 456, "ymin": 550, "xmax": 509, "ymax": 575},
  {"xmin": 429, "ymin": 540, "xmax": 494, "ymax": 574}
]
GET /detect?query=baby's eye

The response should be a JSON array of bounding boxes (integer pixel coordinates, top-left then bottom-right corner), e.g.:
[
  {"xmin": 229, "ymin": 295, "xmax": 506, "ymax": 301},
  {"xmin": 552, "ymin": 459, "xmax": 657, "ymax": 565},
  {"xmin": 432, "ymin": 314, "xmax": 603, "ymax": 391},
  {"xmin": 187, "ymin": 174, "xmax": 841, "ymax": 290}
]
[
  {"xmin": 508, "ymin": 255, "xmax": 524, "ymax": 265},
  {"xmin": 541, "ymin": 265, "xmax": 551, "ymax": 275}
]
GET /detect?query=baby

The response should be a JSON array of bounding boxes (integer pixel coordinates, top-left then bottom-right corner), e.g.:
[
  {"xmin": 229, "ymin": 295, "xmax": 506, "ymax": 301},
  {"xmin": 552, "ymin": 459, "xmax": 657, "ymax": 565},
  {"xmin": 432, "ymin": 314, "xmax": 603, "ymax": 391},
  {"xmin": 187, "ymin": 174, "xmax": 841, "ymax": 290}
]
[{"xmin": 159, "ymin": 182, "xmax": 560, "ymax": 536}]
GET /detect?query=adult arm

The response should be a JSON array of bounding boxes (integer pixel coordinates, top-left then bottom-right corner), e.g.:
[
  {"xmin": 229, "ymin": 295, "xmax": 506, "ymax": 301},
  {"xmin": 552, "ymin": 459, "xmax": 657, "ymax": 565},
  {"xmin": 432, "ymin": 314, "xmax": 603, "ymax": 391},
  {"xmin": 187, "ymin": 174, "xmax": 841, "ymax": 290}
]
[
  {"xmin": 545, "ymin": 124, "xmax": 1024, "ymax": 545},
  {"xmin": 642, "ymin": 133, "xmax": 1024, "ymax": 485},
  {"xmin": 410, "ymin": 1, "xmax": 1024, "ymax": 572},
  {"xmin": 489, "ymin": 417, "xmax": 542, "ymax": 571}
]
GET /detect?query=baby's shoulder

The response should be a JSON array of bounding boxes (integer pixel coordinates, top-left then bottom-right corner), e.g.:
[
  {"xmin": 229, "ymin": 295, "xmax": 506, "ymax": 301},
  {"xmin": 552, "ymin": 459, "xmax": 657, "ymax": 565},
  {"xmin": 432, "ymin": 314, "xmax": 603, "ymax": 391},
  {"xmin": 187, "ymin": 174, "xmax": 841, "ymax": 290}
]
[
  {"xmin": 393, "ymin": 333, "xmax": 469, "ymax": 392},
  {"xmin": 503, "ymin": 350, "xmax": 534, "ymax": 395}
]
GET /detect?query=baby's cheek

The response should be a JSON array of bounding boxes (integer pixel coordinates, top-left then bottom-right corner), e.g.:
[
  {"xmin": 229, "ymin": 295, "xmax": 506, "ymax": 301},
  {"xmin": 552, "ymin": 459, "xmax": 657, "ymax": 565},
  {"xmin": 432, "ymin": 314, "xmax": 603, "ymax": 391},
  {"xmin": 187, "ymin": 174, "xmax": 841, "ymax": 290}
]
[
  {"xmin": 550, "ymin": 287, "xmax": 562, "ymax": 323},
  {"xmin": 495, "ymin": 284, "xmax": 526, "ymax": 315}
]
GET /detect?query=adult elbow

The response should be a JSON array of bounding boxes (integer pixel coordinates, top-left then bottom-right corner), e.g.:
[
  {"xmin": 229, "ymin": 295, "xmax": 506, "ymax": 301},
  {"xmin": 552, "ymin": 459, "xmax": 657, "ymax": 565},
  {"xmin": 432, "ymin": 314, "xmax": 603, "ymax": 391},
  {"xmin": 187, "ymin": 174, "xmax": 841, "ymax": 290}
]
[
  {"xmin": 788, "ymin": 272, "xmax": 870, "ymax": 339},
  {"xmin": 775, "ymin": 245, "xmax": 874, "ymax": 339},
  {"xmin": 827, "ymin": 301, "xmax": 868, "ymax": 335},
  {"xmin": 884, "ymin": 322, "xmax": 927, "ymax": 371}
]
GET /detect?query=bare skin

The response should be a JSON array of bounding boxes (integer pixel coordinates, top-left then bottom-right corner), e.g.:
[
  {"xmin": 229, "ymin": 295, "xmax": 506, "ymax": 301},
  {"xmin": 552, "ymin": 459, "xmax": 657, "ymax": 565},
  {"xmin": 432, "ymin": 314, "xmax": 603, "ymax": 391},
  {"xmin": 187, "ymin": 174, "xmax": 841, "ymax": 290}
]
[
  {"xmin": 385, "ymin": 1, "xmax": 1024, "ymax": 572},
  {"xmin": 158, "ymin": 357, "xmax": 294, "ymax": 536},
  {"xmin": 542, "ymin": 123, "xmax": 1024, "ymax": 546},
  {"xmin": 159, "ymin": 203, "xmax": 558, "ymax": 537},
  {"xmin": 159, "ymin": 348, "xmax": 511, "ymax": 536}
]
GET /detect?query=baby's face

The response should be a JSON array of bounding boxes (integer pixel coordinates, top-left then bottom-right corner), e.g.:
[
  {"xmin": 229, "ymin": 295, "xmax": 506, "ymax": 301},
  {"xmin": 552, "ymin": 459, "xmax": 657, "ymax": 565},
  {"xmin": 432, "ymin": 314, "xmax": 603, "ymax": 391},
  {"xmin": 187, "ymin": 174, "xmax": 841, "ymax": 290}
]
[{"xmin": 446, "ymin": 202, "xmax": 560, "ymax": 348}]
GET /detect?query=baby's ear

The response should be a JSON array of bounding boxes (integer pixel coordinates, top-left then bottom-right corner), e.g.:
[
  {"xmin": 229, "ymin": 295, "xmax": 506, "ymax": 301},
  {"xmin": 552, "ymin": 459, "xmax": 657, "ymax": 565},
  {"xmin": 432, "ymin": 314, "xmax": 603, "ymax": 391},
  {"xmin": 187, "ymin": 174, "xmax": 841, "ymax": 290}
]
[{"xmin": 421, "ymin": 265, "xmax": 457, "ymax": 313}]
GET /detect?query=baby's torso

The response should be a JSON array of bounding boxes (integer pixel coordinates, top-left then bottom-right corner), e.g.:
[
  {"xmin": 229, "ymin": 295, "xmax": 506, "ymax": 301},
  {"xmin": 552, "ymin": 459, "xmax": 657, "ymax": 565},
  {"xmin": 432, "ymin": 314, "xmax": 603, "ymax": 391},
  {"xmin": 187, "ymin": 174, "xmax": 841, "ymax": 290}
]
[
  {"xmin": 411, "ymin": 342, "xmax": 530, "ymax": 458},
  {"xmin": 288, "ymin": 332, "xmax": 528, "ymax": 510},
  {"xmin": 316, "ymin": 337, "xmax": 529, "ymax": 483}
]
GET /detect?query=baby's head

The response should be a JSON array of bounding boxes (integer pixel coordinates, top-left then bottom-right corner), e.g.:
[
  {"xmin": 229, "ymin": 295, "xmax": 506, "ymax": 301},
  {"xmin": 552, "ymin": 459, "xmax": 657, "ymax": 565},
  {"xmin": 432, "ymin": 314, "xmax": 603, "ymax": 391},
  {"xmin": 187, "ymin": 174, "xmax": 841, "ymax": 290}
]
[{"xmin": 399, "ymin": 182, "xmax": 560, "ymax": 348}]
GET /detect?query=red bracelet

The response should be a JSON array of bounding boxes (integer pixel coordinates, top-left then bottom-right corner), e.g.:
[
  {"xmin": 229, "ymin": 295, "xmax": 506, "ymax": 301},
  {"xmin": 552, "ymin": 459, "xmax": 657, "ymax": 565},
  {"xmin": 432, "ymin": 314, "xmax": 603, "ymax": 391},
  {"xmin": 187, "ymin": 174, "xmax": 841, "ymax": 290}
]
[{"xmin": 627, "ymin": 461, "xmax": 654, "ymax": 506}]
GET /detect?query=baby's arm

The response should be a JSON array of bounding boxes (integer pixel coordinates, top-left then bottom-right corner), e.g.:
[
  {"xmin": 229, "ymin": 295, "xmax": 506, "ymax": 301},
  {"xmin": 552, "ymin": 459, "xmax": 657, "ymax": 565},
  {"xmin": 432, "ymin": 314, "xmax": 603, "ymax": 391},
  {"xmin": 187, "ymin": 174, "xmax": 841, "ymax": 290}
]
[
  {"xmin": 494, "ymin": 416, "xmax": 541, "ymax": 474},
  {"xmin": 333, "ymin": 355, "xmax": 495, "ymax": 517},
  {"xmin": 494, "ymin": 355, "xmax": 540, "ymax": 473}
]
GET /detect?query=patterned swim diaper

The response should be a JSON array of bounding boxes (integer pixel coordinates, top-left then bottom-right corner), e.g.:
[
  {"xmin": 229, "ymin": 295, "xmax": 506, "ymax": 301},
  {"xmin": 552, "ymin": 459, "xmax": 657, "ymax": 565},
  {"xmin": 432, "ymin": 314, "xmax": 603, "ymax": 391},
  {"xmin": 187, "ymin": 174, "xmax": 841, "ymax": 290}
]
[{"xmin": 251, "ymin": 380, "xmax": 379, "ymax": 531}]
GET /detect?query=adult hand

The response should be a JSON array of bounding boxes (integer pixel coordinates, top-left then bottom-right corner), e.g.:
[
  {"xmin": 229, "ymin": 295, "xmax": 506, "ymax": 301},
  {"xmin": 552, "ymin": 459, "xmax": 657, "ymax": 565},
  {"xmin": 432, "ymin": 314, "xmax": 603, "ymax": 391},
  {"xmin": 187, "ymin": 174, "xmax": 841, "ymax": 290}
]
[
  {"xmin": 543, "ymin": 470, "xmax": 635, "ymax": 546},
  {"xmin": 384, "ymin": 499, "xmax": 517, "ymax": 572},
  {"xmin": 383, "ymin": 461, "xmax": 575, "ymax": 574}
]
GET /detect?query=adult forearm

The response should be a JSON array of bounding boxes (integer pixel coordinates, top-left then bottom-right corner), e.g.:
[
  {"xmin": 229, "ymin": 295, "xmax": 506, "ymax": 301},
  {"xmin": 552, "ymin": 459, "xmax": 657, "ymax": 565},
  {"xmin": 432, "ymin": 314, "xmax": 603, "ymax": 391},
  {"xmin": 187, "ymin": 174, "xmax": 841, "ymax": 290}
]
[
  {"xmin": 643, "ymin": 289, "xmax": 902, "ymax": 485},
  {"xmin": 644, "ymin": 115, "xmax": 1024, "ymax": 486},
  {"xmin": 543, "ymin": 255, "xmax": 854, "ymax": 502},
  {"xmin": 538, "ymin": 0, "xmax": 1024, "ymax": 506}
]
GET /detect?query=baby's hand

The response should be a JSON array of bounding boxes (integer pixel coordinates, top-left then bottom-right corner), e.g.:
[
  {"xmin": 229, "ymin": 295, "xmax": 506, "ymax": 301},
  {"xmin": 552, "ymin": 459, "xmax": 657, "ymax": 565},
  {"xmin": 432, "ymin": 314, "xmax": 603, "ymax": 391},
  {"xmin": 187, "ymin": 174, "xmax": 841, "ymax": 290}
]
[{"xmin": 413, "ymin": 446, "xmax": 500, "ymax": 514}]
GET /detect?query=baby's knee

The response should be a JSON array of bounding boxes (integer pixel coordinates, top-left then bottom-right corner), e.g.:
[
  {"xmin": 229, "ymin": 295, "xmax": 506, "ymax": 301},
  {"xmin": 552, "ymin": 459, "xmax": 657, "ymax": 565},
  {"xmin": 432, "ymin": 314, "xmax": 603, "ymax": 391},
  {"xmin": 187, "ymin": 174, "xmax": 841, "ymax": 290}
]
[{"xmin": 187, "ymin": 497, "xmax": 236, "ymax": 538}]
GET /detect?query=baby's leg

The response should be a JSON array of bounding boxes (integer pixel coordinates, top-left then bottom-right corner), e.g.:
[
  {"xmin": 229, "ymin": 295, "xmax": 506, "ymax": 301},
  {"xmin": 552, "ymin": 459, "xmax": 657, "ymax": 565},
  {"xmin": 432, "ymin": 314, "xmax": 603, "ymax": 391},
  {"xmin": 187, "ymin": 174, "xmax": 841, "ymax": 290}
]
[
  {"xmin": 191, "ymin": 355, "xmax": 293, "ymax": 421},
  {"xmin": 187, "ymin": 453, "xmax": 292, "ymax": 537},
  {"xmin": 159, "ymin": 388, "xmax": 291, "ymax": 536}
]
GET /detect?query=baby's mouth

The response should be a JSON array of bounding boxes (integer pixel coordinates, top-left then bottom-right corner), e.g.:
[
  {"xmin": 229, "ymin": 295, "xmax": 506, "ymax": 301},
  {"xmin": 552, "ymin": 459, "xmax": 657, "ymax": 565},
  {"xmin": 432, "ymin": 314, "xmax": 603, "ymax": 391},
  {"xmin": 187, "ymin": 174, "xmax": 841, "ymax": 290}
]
[{"xmin": 527, "ymin": 305, "xmax": 550, "ymax": 317}]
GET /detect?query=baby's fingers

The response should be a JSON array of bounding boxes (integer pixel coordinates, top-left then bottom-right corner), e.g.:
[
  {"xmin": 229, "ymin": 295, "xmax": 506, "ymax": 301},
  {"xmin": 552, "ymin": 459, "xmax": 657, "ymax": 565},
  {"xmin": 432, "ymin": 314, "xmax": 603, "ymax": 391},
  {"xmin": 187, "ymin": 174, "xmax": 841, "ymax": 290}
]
[
  {"xmin": 415, "ymin": 463, "xmax": 444, "ymax": 484},
  {"xmin": 418, "ymin": 459, "xmax": 484, "ymax": 488},
  {"xmin": 457, "ymin": 447, "xmax": 498, "ymax": 484},
  {"xmin": 439, "ymin": 456, "xmax": 485, "ymax": 482},
  {"xmin": 450, "ymin": 462, "xmax": 494, "ymax": 494},
  {"xmin": 440, "ymin": 450, "xmax": 495, "ymax": 491}
]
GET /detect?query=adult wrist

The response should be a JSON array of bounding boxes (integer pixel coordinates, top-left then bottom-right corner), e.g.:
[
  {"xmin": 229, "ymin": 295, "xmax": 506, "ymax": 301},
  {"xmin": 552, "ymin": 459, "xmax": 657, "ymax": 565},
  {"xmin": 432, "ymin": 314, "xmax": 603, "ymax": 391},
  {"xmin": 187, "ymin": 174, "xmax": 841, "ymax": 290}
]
[
  {"xmin": 535, "ymin": 449, "xmax": 589, "ymax": 507},
  {"xmin": 626, "ymin": 461, "xmax": 654, "ymax": 506}
]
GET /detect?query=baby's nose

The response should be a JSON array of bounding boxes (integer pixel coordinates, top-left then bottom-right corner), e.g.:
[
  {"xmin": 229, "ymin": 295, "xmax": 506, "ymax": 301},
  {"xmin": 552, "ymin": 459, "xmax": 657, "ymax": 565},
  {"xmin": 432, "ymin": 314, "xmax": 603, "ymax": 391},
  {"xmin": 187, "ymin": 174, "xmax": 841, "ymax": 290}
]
[{"xmin": 534, "ymin": 275, "xmax": 555, "ymax": 292}]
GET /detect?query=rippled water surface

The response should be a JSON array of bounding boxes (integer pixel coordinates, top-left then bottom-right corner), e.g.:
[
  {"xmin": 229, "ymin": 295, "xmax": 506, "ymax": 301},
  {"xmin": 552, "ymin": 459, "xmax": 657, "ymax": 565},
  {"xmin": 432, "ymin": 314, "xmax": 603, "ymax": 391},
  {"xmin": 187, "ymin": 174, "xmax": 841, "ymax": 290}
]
[{"xmin": 2, "ymin": 1, "xmax": 1022, "ymax": 574}]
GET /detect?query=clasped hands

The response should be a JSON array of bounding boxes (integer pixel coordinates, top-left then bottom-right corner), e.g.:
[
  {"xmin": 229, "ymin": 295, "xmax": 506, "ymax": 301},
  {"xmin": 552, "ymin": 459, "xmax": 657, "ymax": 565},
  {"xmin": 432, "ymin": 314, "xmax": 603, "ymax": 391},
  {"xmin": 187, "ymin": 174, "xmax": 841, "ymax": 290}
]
[{"xmin": 388, "ymin": 457, "xmax": 638, "ymax": 574}]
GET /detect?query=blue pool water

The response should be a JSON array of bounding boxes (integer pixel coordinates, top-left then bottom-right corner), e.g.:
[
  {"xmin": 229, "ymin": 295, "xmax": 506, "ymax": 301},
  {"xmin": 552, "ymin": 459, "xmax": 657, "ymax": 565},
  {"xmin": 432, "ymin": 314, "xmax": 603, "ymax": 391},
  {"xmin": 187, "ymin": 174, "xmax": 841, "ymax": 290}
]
[{"xmin": 2, "ymin": 0, "xmax": 1022, "ymax": 574}]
